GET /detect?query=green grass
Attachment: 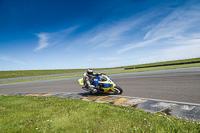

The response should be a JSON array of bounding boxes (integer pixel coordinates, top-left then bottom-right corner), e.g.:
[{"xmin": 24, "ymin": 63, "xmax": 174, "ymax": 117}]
[
  {"xmin": 0, "ymin": 95, "xmax": 199, "ymax": 133},
  {"xmin": 0, "ymin": 69, "xmax": 86, "ymax": 79}
]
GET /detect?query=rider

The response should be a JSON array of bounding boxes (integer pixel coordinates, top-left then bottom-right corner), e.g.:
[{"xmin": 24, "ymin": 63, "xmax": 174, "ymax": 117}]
[{"xmin": 83, "ymin": 68, "xmax": 102, "ymax": 93}]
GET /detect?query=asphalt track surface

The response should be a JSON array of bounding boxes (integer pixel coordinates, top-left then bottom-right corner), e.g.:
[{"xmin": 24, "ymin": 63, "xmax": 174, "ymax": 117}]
[{"xmin": 1, "ymin": 67, "xmax": 200, "ymax": 104}]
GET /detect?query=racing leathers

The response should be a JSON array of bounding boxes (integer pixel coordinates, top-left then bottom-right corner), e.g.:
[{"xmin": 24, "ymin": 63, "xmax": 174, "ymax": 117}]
[{"xmin": 83, "ymin": 72, "xmax": 101, "ymax": 93}]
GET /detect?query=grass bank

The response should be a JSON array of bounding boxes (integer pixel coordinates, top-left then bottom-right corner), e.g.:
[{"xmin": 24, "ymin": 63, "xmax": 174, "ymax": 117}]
[{"xmin": 0, "ymin": 95, "xmax": 199, "ymax": 132}]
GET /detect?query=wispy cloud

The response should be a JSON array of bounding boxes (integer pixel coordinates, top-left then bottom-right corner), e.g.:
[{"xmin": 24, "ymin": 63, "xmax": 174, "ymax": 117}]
[
  {"xmin": 118, "ymin": 39, "xmax": 157, "ymax": 53},
  {"xmin": 118, "ymin": 1, "xmax": 200, "ymax": 54},
  {"xmin": 34, "ymin": 33, "xmax": 49, "ymax": 51},
  {"xmin": 34, "ymin": 26, "xmax": 78, "ymax": 52},
  {"xmin": 0, "ymin": 55, "xmax": 26, "ymax": 65},
  {"xmin": 144, "ymin": 2, "xmax": 200, "ymax": 40},
  {"xmin": 81, "ymin": 7, "xmax": 166, "ymax": 49}
]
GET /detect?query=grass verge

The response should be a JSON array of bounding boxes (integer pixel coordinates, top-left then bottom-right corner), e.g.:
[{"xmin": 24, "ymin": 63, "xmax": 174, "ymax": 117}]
[{"xmin": 0, "ymin": 95, "xmax": 199, "ymax": 132}]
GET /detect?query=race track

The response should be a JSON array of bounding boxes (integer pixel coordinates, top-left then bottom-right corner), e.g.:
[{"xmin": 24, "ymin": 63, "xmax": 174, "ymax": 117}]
[{"xmin": 1, "ymin": 67, "xmax": 200, "ymax": 104}]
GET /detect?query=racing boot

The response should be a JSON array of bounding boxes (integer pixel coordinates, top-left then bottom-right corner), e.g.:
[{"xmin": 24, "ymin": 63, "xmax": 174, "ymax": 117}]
[{"xmin": 89, "ymin": 85, "xmax": 97, "ymax": 94}]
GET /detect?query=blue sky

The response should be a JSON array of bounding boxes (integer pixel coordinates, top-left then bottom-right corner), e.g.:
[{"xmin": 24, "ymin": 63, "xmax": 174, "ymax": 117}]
[{"xmin": 0, "ymin": 0, "xmax": 200, "ymax": 70}]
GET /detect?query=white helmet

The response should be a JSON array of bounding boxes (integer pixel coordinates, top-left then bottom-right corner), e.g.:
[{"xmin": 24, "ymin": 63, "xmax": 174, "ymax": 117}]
[{"xmin": 87, "ymin": 68, "xmax": 93, "ymax": 75}]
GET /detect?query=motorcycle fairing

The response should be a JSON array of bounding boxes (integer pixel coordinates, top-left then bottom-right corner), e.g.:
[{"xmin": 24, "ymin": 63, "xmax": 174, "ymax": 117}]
[
  {"xmin": 78, "ymin": 78, "xmax": 84, "ymax": 85},
  {"xmin": 78, "ymin": 75, "xmax": 116, "ymax": 93}
]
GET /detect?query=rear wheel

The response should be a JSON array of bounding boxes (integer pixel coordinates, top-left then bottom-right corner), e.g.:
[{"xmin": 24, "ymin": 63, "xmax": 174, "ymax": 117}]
[{"xmin": 113, "ymin": 85, "xmax": 123, "ymax": 94}]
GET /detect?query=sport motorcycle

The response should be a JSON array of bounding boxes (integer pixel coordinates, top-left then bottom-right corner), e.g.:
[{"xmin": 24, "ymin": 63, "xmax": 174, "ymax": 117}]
[{"xmin": 78, "ymin": 74, "xmax": 123, "ymax": 94}]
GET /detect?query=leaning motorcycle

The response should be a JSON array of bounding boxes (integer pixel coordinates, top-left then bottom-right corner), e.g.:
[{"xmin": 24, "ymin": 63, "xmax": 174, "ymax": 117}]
[{"xmin": 78, "ymin": 74, "xmax": 123, "ymax": 94}]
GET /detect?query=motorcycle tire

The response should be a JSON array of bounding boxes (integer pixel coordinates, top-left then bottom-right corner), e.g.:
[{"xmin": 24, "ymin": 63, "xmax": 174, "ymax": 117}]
[{"xmin": 113, "ymin": 85, "xmax": 123, "ymax": 94}]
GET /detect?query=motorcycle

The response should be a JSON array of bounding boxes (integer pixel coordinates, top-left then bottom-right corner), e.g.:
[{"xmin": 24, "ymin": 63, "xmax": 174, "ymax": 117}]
[{"xmin": 78, "ymin": 74, "xmax": 123, "ymax": 94}]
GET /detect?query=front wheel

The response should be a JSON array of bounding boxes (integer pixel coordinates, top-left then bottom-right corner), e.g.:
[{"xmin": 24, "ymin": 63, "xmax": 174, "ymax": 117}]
[{"xmin": 113, "ymin": 85, "xmax": 123, "ymax": 94}]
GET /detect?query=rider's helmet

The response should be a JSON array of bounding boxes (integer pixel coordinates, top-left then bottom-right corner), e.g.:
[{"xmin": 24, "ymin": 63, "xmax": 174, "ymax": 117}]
[{"xmin": 87, "ymin": 68, "xmax": 93, "ymax": 76}]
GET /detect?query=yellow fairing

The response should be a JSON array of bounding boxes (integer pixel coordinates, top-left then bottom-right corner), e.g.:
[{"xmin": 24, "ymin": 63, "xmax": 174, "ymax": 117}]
[
  {"xmin": 98, "ymin": 75, "xmax": 116, "ymax": 93},
  {"xmin": 78, "ymin": 78, "xmax": 84, "ymax": 85}
]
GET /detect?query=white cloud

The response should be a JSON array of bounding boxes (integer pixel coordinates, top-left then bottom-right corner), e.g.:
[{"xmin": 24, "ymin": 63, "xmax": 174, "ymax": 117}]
[
  {"xmin": 83, "ymin": 7, "xmax": 166, "ymax": 49},
  {"xmin": 118, "ymin": 1, "xmax": 200, "ymax": 54},
  {"xmin": 118, "ymin": 39, "xmax": 157, "ymax": 53},
  {"xmin": 34, "ymin": 33, "xmax": 49, "ymax": 51},
  {"xmin": 144, "ymin": 3, "xmax": 200, "ymax": 40},
  {"xmin": 34, "ymin": 26, "xmax": 78, "ymax": 52}
]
